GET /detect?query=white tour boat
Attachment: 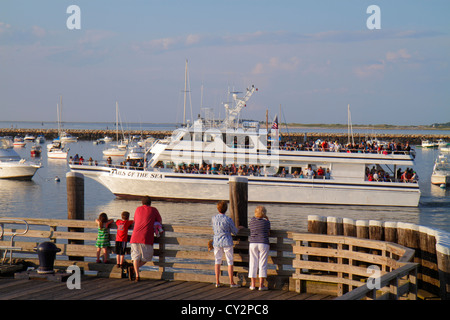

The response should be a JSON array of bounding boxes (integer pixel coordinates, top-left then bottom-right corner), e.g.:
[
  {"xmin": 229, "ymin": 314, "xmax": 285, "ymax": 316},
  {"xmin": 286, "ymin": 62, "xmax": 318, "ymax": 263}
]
[
  {"xmin": 0, "ymin": 137, "xmax": 41, "ymax": 180},
  {"xmin": 70, "ymin": 85, "xmax": 420, "ymax": 207}
]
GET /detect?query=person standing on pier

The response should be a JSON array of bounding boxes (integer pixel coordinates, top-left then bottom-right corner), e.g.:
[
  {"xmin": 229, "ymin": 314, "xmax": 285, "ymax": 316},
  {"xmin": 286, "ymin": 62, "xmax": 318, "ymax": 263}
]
[
  {"xmin": 248, "ymin": 206, "xmax": 271, "ymax": 291},
  {"xmin": 212, "ymin": 200, "xmax": 242, "ymax": 288},
  {"xmin": 129, "ymin": 196, "xmax": 162, "ymax": 282},
  {"xmin": 95, "ymin": 213, "xmax": 114, "ymax": 263}
]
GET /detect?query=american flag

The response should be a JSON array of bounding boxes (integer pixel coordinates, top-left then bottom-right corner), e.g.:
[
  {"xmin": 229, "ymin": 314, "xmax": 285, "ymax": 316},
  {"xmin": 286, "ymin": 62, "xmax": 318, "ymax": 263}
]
[{"xmin": 271, "ymin": 115, "xmax": 278, "ymax": 129}]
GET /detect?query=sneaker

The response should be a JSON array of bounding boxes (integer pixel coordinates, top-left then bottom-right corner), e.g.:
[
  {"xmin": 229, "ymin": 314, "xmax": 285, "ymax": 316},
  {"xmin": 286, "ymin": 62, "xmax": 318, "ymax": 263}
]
[{"xmin": 249, "ymin": 286, "xmax": 256, "ymax": 291}]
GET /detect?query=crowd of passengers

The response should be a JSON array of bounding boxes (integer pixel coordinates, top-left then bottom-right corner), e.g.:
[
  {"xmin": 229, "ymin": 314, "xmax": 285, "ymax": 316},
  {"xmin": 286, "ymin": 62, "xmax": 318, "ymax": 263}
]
[
  {"xmin": 172, "ymin": 163, "xmax": 332, "ymax": 179},
  {"xmin": 366, "ymin": 166, "xmax": 418, "ymax": 183},
  {"xmin": 278, "ymin": 139, "xmax": 412, "ymax": 154}
]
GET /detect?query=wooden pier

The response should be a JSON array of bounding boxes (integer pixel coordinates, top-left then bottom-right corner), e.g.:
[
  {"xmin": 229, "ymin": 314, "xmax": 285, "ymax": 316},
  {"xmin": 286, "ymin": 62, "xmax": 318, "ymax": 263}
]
[{"xmin": 1, "ymin": 215, "xmax": 442, "ymax": 301}]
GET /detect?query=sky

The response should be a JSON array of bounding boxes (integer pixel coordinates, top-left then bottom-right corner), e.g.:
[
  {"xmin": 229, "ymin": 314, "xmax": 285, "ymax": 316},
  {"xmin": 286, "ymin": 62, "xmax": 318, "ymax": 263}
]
[{"xmin": 0, "ymin": 1, "xmax": 449, "ymax": 126}]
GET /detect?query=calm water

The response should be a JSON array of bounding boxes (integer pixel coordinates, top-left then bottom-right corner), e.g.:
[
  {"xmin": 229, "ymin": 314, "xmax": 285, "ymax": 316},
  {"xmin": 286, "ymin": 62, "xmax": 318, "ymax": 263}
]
[{"xmin": 1, "ymin": 127, "xmax": 449, "ymax": 233}]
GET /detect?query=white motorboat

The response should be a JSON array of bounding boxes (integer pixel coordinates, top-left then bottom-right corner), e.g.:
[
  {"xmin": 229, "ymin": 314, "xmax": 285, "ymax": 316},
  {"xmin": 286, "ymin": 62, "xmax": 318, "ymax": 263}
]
[
  {"xmin": 13, "ymin": 136, "xmax": 26, "ymax": 147},
  {"xmin": 36, "ymin": 135, "xmax": 45, "ymax": 144},
  {"xmin": 24, "ymin": 134, "xmax": 36, "ymax": 141},
  {"xmin": 126, "ymin": 145, "xmax": 145, "ymax": 160},
  {"xmin": 47, "ymin": 140, "xmax": 68, "ymax": 159},
  {"xmin": 421, "ymin": 140, "xmax": 438, "ymax": 148},
  {"xmin": 437, "ymin": 139, "xmax": 449, "ymax": 148},
  {"xmin": 70, "ymin": 84, "xmax": 421, "ymax": 207},
  {"xmin": 60, "ymin": 131, "xmax": 78, "ymax": 143},
  {"xmin": 431, "ymin": 154, "xmax": 450, "ymax": 186},
  {"xmin": 0, "ymin": 137, "xmax": 41, "ymax": 180}
]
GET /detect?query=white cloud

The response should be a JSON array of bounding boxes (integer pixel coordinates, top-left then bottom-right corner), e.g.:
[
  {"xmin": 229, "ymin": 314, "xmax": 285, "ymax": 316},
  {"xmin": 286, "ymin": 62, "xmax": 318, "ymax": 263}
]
[
  {"xmin": 386, "ymin": 49, "xmax": 411, "ymax": 62},
  {"xmin": 354, "ymin": 61, "xmax": 385, "ymax": 78},
  {"xmin": 251, "ymin": 57, "xmax": 300, "ymax": 75},
  {"xmin": 31, "ymin": 25, "xmax": 46, "ymax": 37}
]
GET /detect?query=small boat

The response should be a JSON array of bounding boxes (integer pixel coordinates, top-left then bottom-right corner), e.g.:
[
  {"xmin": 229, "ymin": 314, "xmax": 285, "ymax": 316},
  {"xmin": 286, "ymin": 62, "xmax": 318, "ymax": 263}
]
[
  {"xmin": 24, "ymin": 134, "xmax": 36, "ymax": 141},
  {"xmin": 60, "ymin": 131, "xmax": 78, "ymax": 143},
  {"xmin": 102, "ymin": 146, "xmax": 127, "ymax": 157},
  {"xmin": 36, "ymin": 135, "xmax": 45, "ymax": 144},
  {"xmin": 93, "ymin": 139, "xmax": 105, "ymax": 145},
  {"xmin": 421, "ymin": 140, "xmax": 438, "ymax": 148},
  {"xmin": 437, "ymin": 139, "xmax": 449, "ymax": 148},
  {"xmin": 431, "ymin": 154, "xmax": 450, "ymax": 186},
  {"xmin": 126, "ymin": 145, "xmax": 145, "ymax": 160},
  {"xmin": 103, "ymin": 136, "xmax": 113, "ymax": 143},
  {"xmin": 13, "ymin": 136, "xmax": 26, "ymax": 147},
  {"xmin": 47, "ymin": 141, "xmax": 68, "ymax": 159},
  {"xmin": 30, "ymin": 145, "xmax": 42, "ymax": 157},
  {"xmin": 0, "ymin": 137, "xmax": 41, "ymax": 180}
]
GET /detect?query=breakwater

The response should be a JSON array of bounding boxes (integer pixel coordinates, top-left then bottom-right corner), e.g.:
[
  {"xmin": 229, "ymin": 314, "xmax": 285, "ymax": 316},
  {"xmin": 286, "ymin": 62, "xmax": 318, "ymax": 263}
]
[{"xmin": 1, "ymin": 128, "xmax": 449, "ymax": 145}]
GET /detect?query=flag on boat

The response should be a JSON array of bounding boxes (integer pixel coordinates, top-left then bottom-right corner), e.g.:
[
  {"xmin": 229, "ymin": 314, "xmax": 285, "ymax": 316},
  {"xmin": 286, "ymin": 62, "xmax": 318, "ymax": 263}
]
[{"xmin": 271, "ymin": 115, "xmax": 278, "ymax": 130}]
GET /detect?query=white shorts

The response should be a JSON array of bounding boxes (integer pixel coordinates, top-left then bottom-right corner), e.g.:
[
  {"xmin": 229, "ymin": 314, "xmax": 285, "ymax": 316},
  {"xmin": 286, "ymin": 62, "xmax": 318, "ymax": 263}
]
[
  {"xmin": 214, "ymin": 246, "xmax": 234, "ymax": 265},
  {"xmin": 131, "ymin": 243, "xmax": 154, "ymax": 262}
]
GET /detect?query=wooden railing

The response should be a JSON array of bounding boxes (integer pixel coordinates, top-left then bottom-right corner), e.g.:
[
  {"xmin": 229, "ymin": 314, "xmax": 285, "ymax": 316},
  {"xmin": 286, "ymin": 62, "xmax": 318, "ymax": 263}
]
[
  {"xmin": 0, "ymin": 217, "xmax": 421, "ymax": 299},
  {"xmin": 0, "ymin": 217, "xmax": 294, "ymax": 288},
  {"xmin": 290, "ymin": 232, "xmax": 418, "ymax": 299}
]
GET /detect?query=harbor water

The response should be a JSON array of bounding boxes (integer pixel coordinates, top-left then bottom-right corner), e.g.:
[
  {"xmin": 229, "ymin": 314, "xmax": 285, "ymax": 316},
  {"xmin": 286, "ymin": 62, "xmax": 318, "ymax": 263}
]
[{"xmin": 0, "ymin": 124, "xmax": 449, "ymax": 233}]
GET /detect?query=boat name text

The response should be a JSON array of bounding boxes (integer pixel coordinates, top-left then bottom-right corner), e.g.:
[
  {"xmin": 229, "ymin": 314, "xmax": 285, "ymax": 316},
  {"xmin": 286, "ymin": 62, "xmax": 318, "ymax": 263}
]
[{"xmin": 111, "ymin": 169, "xmax": 162, "ymax": 179}]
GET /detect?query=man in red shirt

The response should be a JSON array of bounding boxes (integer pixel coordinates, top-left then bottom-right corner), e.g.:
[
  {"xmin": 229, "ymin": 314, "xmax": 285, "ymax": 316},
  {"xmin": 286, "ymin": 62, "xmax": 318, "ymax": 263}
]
[{"xmin": 130, "ymin": 196, "xmax": 162, "ymax": 281}]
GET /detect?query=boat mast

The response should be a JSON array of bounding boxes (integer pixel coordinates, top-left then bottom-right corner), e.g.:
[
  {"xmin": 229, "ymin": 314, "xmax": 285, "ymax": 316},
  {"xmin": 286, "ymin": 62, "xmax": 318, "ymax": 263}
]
[
  {"xmin": 115, "ymin": 101, "xmax": 119, "ymax": 143},
  {"xmin": 183, "ymin": 59, "xmax": 187, "ymax": 126},
  {"xmin": 347, "ymin": 104, "xmax": 354, "ymax": 145}
]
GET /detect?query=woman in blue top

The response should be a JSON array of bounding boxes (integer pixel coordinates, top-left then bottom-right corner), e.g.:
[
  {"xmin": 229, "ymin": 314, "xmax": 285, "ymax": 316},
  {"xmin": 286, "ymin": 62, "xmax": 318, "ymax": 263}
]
[
  {"xmin": 248, "ymin": 206, "xmax": 271, "ymax": 291},
  {"xmin": 212, "ymin": 200, "xmax": 241, "ymax": 288}
]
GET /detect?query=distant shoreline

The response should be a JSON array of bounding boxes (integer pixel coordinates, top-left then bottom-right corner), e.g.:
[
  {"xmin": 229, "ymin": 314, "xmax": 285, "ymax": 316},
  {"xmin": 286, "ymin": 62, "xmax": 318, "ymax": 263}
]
[{"xmin": 1, "ymin": 120, "xmax": 449, "ymax": 131}]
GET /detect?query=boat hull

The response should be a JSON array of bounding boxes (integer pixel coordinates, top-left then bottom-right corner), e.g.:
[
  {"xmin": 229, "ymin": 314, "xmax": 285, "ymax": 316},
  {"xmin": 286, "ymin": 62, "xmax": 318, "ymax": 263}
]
[
  {"xmin": 431, "ymin": 174, "xmax": 450, "ymax": 186},
  {"xmin": 0, "ymin": 162, "xmax": 40, "ymax": 180},
  {"xmin": 70, "ymin": 165, "xmax": 421, "ymax": 207}
]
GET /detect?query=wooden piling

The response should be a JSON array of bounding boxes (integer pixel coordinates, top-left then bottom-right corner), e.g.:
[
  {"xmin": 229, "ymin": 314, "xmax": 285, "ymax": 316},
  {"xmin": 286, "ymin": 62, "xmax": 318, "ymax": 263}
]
[
  {"xmin": 356, "ymin": 220, "xmax": 369, "ymax": 239},
  {"xmin": 343, "ymin": 218, "xmax": 356, "ymax": 237},
  {"xmin": 369, "ymin": 220, "xmax": 383, "ymax": 241},
  {"xmin": 383, "ymin": 221, "xmax": 398, "ymax": 243},
  {"xmin": 307, "ymin": 215, "xmax": 327, "ymax": 235},
  {"xmin": 327, "ymin": 217, "xmax": 343, "ymax": 236},
  {"xmin": 66, "ymin": 172, "xmax": 84, "ymax": 261},
  {"xmin": 419, "ymin": 226, "xmax": 440, "ymax": 296},
  {"xmin": 436, "ymin": 234, "xmax": 450, "ymax": 300},
  {"xmin": 228, "ymin": 176, "xmax": 248, "ymax": 228}
]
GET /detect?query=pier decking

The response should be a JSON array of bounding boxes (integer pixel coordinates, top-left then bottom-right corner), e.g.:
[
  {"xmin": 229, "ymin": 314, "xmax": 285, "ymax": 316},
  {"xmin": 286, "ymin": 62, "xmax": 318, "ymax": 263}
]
[{"xmin": 0, "ymin": 276, "xmax": 333, "ymax": 300}]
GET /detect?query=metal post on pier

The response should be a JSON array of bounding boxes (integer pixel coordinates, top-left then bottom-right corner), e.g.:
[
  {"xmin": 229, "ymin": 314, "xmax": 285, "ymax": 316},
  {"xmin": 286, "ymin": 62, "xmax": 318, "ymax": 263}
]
[{"xmin": 66, "ymin": 172, "xmax": 85, "ymax": 261}]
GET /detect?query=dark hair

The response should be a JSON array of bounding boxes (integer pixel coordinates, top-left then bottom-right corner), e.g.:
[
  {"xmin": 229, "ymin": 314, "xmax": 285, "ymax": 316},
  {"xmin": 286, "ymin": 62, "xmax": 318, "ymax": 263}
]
[
  {"xmin": 122, "ymin": 211, "xmax": 130, "ymax": 220},
  {"xmin": 98, "ymin": 212, "xmax": 108, "ymax": 223},
  {"xmin": 142, "ymin": 196, "xmax": 151, "ymax": 206},
  {"xmin": 217, "ymin": 200, "xmax": 228, "ymax": 214}
]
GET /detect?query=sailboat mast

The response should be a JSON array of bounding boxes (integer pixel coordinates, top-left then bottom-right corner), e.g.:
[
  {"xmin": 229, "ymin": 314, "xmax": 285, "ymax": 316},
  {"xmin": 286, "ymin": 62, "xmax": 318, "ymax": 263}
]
[
  {"xmin": 116, "ymin": 101, "xmax": 119, "ymax": 143},
  {"xmin": 347, "ymin": 104, "xmax": 354, "ymax": 145},
  {"xmin": 183, "ymin": 59, "xmax": 188, "ymax": 126}
]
